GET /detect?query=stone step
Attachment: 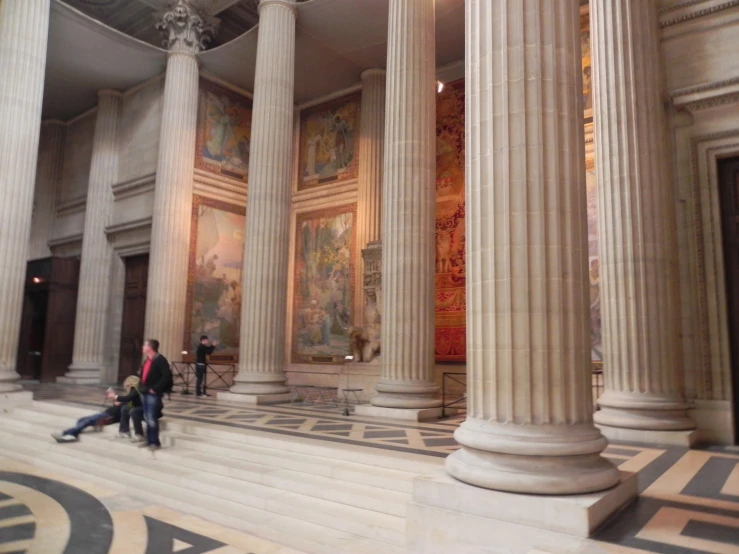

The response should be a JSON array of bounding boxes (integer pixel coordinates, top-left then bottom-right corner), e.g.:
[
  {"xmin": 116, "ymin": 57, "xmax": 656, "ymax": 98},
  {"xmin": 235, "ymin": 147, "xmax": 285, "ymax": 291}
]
[
  {"xmin": 0, "ymin": 436, "xmax": 402, "ymax": 554},
  {"xmin": 0, "ymin": 412, "xmax": 408, "ymax": 551},
  {"xmin": 24, "ymin": 400, "xmax": 440, "ymax": 487},
  {"xmin": 6, "ymin": 408, "xmax": 410, "ymax": 517}
]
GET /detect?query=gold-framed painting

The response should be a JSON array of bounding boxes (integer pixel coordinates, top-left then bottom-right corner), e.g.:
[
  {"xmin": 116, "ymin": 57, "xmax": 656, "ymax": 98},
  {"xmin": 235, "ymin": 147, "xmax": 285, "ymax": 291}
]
[
  {"xmin": 435, "ymin": 78, "xmax": 466, "ymax": 362},
  {"xmin": 297, "ymin": 92, "xmax": 361, "ymax": 191},
  {"xmin": 184, "ymin": 195, "xmax": 246, "ymax": 360},
  {"xmin": 292, "ymin": 204, "xmax": 357, "ymax": 364},
  {"xmin": 195, "ymin": 78, "xmax": 253, "ymax": 183},
  {"xmin": 581, "ymin": 10, "xmax": 593, "ymax": 122}
]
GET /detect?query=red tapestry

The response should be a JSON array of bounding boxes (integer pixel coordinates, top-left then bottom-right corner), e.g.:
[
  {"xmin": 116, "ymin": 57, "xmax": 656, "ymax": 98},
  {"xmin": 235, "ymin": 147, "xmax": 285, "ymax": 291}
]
[{"xmin": 435, "ymin": 79, "xmax": 466, "ymax": 362}]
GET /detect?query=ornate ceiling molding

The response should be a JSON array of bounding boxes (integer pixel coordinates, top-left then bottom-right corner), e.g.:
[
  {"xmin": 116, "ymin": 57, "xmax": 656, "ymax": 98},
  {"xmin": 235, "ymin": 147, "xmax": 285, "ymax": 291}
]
[
  {"xmin": 672, "ymin": 76, "xmax": 739, "ymax": 112},
  {"xmin": 659, "ymin": 0, "xmax": 739, "ymax": 28}
]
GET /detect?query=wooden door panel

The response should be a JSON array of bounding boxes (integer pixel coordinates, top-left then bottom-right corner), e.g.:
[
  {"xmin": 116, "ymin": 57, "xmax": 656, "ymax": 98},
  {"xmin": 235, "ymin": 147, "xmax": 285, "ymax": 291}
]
[
  {"xmin": 118, "ymin": 254, "xmax": 149, "ymax": 382},
  {"xmin": 718, "ymin": 157, "xmax": 739, "ymax": 444}
]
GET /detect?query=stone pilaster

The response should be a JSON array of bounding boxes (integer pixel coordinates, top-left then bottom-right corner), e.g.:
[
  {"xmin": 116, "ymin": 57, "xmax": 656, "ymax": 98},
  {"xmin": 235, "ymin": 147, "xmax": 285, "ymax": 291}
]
[
  {"xmin": 444, "ymin": 0, "xmax": 620, "ymax": 495},
  {"xmin": 144, "ymin": 0, "xmax": 217, "ymax": 360},
  {"xmin": 0, "ymin": 0, "xmax": 50, "ymax": 400},
  {"xmin": 29, "ymin": 120, "xmax": 66, "ymax": 261},
  {"xmin": 355, "ymin": 69, "xmax": 386, "ymax": 326},
  {"xmin": 61, "ymin": 90, "xmax": 122, "ymax": 385},
  {"xmin": 370, "ymin": 0, "xmax": 441, "ymax": 411},
  {"xmin": 221, "ymin": 0, "xmax": 296, "ymax": 404},
  {"xmin": 590, "ymin": 0, "xmax": 695, "ymax": 443}
]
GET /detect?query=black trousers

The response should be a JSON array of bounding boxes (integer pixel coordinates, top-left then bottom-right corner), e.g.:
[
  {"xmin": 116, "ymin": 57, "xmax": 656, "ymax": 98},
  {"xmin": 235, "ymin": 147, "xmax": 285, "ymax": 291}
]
[
  {"xmin": 120, "ymin": 405, "xmax": 144, "ymax": 436},
  {"xmin": 196, "ymin": 363, "xmax": 207, "ymax": 396}
]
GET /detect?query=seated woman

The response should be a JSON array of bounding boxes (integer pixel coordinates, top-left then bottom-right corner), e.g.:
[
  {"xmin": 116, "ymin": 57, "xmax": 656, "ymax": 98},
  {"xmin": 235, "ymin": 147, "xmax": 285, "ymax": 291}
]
[
  {"xmin": 51, "ymin": 403, "xmax": 122, "ymax": 443},
  {"xmin": 51, "ymin": 376, "xmax": 143, "ymax": 443},
  {"xmin": 112, "ymin": 375, "xmax": 145, "ymax": 442}
]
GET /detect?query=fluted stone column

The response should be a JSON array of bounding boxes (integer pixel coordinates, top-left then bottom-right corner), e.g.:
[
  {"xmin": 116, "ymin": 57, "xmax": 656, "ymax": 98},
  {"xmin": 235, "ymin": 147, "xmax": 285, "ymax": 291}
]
[
  {"xmin": 61, "ymin": 91, "xmax": 122, "ymax": 385},
  {"xmin": 355, "ymin": 69, "xmax": 386, "ymax": 326},
  {"xmin": 221, "ymin": 0, "xmax": 296, "ymax": 404},
  {"xmin": 0, "ymin": 0, "xmax": 50, "ymax": 401},
  {"xmin": 29, "ymin": 120, "xmax": 66, "ymax": 261},
  {"xmin": 144, "ymin": 1, "xmax": 217, "ymax": 360},
  {"xmin": 444, "ymin": 0, "xmax": 620, "ymax": 495},
  {"xmin": 591, "ymin": 0, "xmax": 695, "ymax": 443},
  {"xmin": 367, "ymin": 0, "xmax": 441, "ymax": 413}
]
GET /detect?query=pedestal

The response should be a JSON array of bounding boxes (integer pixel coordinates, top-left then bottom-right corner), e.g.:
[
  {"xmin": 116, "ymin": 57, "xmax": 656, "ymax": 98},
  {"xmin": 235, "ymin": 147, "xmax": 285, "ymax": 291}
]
[{"xmin": 408, "ymin": 471, "xmax": 638, "ymax": 554}]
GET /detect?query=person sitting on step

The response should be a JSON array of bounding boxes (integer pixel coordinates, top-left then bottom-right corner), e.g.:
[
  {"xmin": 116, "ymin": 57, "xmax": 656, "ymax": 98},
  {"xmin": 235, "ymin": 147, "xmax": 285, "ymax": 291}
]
[
  {"xmin": 51, "ymin": 402, "xmax": 122, "ymax": 443},
  {"xmin": 109, "ymin": 375, "xmax": 145, "ymax": 442}
]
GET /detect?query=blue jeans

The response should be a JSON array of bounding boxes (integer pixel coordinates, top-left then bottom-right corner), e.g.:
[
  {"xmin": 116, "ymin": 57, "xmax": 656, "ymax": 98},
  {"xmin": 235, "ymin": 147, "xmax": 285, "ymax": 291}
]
[
  {"xmin": 142, "ymin": 393, "xmax": 162, "ymax": 446},
  {"xmin": 63, "ymin": 412, "xmax": 109, "ymax": 438},
  {"xmin": 119, "ymin": 405, "xmax": 144, "ymax": 436}
]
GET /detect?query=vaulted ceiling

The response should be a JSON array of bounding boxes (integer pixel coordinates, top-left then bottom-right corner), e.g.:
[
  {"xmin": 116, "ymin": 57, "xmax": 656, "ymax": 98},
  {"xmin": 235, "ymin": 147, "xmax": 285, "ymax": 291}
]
[{"xmin": 42, "ymin": 0, "xmax": 466, "ymax": 120}]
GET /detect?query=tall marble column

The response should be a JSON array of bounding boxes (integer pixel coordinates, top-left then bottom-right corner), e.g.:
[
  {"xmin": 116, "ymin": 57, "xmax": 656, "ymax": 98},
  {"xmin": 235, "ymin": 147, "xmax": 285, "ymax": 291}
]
[
  {"xmin": 444, "ymin": 0, "xmax": 620, "ymax": 494},
  {"xmin": 591, "ymin": 0, "xmax": 695, "ymax": 441},
  {"xmin": 222, "ymin": 0, "xmax": 296, "ymax": 403},
  {"xmin": 29, "ymin": 120, "xmax": 66, "ymax": 261},
  {"xmin": 144, "ymin": 1, "xmax": 217, "ymax": 360},
  {"xmin": 368, "ymin": 0, "xmax": 441, "ymax": 412},
  {"xmin": 61, "ymin": 90, "xmax": 122, "ymax": 385},
  {"xmin": 0, "ymin": 0, "xmax": 50, "ymax": 399},
  {"xmin": 355, "ymin": 69, "xmax": 386, "ymax": 326}
]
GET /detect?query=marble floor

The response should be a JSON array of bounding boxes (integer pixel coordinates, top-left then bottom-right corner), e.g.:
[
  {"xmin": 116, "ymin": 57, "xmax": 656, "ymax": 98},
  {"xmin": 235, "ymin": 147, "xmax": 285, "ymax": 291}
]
[
  {"xmin": 0, "ymin": 458, "xmax": 305, "ymax": 554},
  {"xmin": 8, "ymin": 383, "xmax": 739, "ymax": 554}
]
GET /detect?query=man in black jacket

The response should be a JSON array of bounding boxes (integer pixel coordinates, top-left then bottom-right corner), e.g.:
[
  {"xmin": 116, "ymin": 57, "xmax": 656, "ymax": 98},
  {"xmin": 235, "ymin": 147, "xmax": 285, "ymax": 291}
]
[
  {"xmin": 138, "ymin": 338, "xmax": 170, "ymax": 450},
  {"xmin": 195, "ymin": 335, "xmax": 216, "ymax": 397}
]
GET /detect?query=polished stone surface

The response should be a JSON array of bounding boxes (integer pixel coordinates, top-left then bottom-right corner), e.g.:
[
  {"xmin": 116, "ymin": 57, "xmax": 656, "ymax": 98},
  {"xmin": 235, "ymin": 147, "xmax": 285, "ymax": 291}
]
[
  {"xmin": 8, "ymin": 384, "xmax": 739, "ymax": 554},
  {"xmin": 0, "ymin": 458, "xmax": 306, "ymax": 553}
]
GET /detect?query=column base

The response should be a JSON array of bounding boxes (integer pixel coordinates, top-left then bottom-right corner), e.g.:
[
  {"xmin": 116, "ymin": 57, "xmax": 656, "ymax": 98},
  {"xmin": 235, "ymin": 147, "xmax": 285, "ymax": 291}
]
[
  {"xmin": 217, "ymin": 391, "xmax": 293, "ymax": 405},
  {"xmin": 0, "ymin": 390, "xmax": 33, "ymax": 409},
  {"xmin": 354, "ymin": 404, "xmax": 448, "ymax": 421},
  {"xmin": 689, "ymin": 399, "xmax": 735, "ymax": 445},
  {"xmin": 370, "ymin": 379, "xmax": 442, "ymax": 409},
  {"xmin": 407, "ymin": 470, "xmax": 637, "ymax": 553},
  {"xmin": 60, "ymin": 364, "xmax": 103, "ymax": 385},
  {"xmin": 596, "ymin": 424, "xmax": 699, "ymax": 447},
  {"xmin": 594, "ymin": 391, "xmax": 696, "ymax": 431}
]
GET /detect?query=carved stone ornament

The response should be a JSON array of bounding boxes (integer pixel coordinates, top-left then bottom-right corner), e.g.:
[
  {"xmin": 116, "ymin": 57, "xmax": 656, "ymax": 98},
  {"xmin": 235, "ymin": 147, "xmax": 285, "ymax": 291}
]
[
  {"xmin": 354, "ymin": 240, "xmax": 382, "ymax": 362},
  {"xmin": 156, "ymin": 0, "xmax": 219, "ymax": 54}
]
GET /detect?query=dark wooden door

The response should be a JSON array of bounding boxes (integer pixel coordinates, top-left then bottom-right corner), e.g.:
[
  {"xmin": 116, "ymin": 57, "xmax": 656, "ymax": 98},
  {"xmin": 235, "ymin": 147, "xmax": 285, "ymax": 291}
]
[
  {"xmin": 41, "ymin": 257, "xmax": 79, "ymax": 381},
  {"xmin": 718, "ymin": 157, "xmax": 739, "ymax": 444},
  {"xmin": 118, "ymin": 254, "xmax": 149, "ymax": 382}
]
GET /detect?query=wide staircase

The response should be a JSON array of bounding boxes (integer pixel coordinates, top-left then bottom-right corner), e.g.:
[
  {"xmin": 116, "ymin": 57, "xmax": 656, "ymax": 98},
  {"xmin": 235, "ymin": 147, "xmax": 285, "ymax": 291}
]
[{"xmin": 0, "ymin": 400, "xmax": 444, "ymax": 554}]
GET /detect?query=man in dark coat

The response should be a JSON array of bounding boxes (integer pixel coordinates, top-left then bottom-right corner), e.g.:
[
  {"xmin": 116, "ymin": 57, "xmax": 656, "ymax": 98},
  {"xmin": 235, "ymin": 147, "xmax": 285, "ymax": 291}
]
[{"xmin": 138, "ymin": 338, "xmax": 170, "ymax": 450}]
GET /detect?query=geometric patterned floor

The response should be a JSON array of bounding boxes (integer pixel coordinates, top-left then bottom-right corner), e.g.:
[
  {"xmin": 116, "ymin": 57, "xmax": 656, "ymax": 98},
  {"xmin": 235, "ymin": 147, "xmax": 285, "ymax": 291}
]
[{"xmin": 21, "ymin": 383, "xmax": 739, "ymax": 554}]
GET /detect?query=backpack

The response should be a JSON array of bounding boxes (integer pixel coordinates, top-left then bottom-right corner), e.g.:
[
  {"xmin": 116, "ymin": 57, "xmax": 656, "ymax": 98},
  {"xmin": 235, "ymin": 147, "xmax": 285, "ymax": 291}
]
[{"xmin": 162, "ymin": 363, "xmax": 174, "ymax": 399}]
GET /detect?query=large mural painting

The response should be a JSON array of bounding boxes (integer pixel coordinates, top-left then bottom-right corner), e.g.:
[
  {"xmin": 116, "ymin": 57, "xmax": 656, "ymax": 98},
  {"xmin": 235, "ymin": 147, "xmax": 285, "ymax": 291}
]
[
  {"xmin": 292, "ymin": 205, "xmax": 356, "ymax": 363},
  {"xmin": 581, "ymin": 11, "xmax": 593, "ymax": 120},
  {"xmin": 586, "ymin": 161, "xmax": 602, "ymax": 362},
  {"xmin": 195, "ymin": 79, "xmax": 252, "ymax": 183},
  {"xmin": 435, "ymin": 79, "xmax": 466, "ymax": 362},
  {"xmin": 184, "ymin": 196, "xmax": 246, "ymax": 358},
  {"xmin": 298, "ymin": 93, "xmax": 361, "ymax": 191}
]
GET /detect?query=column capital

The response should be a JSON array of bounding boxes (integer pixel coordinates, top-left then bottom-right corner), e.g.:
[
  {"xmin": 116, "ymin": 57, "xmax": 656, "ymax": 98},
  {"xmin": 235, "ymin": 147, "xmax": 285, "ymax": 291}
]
[
  {"xmin": 361, "ymin": 68, "xmax": 386, "ymax": 80},
  {"xmin": 41, "ymin": 119, "xmax": 67, "ymax": 128},
  {"xmin": 155, "ymin": 0, "xmax": 219, "ymax": 55},
  {"xmin": 258, "ymin": 0, "xmax": 298, "ymax": 17},
  {"xmin": 97, "ymin": 89, "xmax": 123, "ymax": 99}
]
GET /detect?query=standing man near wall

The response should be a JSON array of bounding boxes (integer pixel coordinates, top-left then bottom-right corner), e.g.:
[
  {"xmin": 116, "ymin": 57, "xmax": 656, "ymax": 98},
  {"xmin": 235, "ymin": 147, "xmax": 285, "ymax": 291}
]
[
  {"xmin": 138, "ymin": 339, "xmax": 171, "ymax": 451},
  {"xmin": 195, "ymin": 335, "xmax": 216, "ymax": 397}
]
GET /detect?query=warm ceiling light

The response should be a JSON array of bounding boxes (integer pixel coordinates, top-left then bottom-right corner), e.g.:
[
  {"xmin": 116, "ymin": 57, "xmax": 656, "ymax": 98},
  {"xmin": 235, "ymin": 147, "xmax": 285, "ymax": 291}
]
[
  {"xmin": 32, "ymin": 277, "xmax": 41, "ymax": 284},
  {"xmin": 437, "ymin": 80, "xmax": 444, "ymax": 93}
]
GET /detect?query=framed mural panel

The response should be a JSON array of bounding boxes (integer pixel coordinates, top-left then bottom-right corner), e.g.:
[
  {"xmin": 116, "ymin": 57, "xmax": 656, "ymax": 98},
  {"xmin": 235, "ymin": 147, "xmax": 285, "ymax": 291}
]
[
  {"xmin": 435, "ymin": 79, "xmax": 466, "ymax": 362},
  {"xmin": 292, "ymin": 204, "xmax": 357, "ymax": 364},
  {"xmin": 581, "ymin": 10, "xmax": 593, "ymax": 122},
  {"xmin": 297, "ymin": 92, "xmax": 361, "ymax": 191},
  {"xmin": 195, "ymin": 78, "xmax": 253, "ymax": 183},
  {"xmin": 586, "ymin": 159, "xmax": 602, "ymax": 362},
  {"xmin": 184, "ymin": 195, "xmax": 246, "ymax": 360}
]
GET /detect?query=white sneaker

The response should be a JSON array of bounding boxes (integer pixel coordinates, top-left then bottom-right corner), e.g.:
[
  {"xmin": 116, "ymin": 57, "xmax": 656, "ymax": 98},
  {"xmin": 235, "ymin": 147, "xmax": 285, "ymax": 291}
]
[
  {"xmin": 131, "ymin": 435, "xmax": 145, "ymax": 443},
  {"xmin": 52, "ymin": 433, "xmax": 77, "ymax": 443},
  {"xmin": 117, "ymin": 432, "xmax": 129, "ymax": 439}
]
